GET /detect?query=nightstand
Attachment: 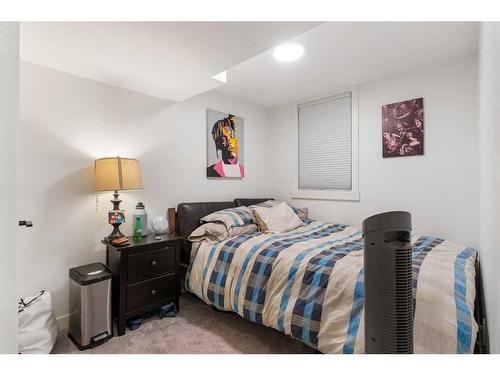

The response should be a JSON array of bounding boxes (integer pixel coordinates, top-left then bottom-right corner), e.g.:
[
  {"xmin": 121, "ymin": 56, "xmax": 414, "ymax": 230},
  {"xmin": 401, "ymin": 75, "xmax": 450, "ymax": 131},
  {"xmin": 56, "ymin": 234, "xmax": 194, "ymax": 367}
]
[{"xmin": 104, "ymin": 233, "xmax": 182, "ymax": 336}]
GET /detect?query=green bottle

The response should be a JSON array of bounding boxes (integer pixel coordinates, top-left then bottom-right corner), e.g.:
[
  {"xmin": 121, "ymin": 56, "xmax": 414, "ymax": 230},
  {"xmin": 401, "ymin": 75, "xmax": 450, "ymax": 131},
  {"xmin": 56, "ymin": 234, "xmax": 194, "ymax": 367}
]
[{"xmin": 134, "ymin": 217, "xmax": 142, "ymax": 241}]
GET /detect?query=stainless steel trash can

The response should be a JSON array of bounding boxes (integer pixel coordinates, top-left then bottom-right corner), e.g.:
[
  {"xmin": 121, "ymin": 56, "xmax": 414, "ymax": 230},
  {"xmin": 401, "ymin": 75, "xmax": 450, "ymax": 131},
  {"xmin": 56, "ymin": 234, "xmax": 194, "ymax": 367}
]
[{"xmin": 68, "ymin": 262, "xmax": 113, "ymax": 350}]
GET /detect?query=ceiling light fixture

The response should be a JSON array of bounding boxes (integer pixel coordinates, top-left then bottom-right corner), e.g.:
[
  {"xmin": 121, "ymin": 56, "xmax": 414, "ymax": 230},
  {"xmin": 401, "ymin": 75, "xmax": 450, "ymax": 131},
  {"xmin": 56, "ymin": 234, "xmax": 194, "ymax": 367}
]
[
  {"xmin": 212, "ymin": 71, "xmax": 227, "ymax": 84},
  {"xmin": 273, "ymin": 42, "xmax": 304, "ymax": 62}
]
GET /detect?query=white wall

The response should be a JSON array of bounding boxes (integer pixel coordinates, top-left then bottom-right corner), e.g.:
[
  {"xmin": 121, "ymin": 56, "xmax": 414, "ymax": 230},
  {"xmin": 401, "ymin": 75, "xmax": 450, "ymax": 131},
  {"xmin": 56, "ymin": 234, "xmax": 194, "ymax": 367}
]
[
  {"xmin": 17, "ymin": 62, "xmax": 272, "ymax": 326},
  {"xmin": 269, "ymin": 57, "xmax": 479, "ymax": 248},
  {"xmin": 479, "ymin": 23, "xmax": 500, "ymax": 354},
  {"xmin": 0, "ymin": 22, "xmax": 19, "ymax": 354},
  {"xmin": 17, "ymin": 53, "xmax": 487, "ymax": 348}
]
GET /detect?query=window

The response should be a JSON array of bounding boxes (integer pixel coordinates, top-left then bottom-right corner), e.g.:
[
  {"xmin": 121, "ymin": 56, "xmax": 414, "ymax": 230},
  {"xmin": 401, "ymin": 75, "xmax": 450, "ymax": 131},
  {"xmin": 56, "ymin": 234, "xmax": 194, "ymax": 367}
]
[{"xmin": 293, "ymin": 89, "xmax": 359, "ymax": 201}]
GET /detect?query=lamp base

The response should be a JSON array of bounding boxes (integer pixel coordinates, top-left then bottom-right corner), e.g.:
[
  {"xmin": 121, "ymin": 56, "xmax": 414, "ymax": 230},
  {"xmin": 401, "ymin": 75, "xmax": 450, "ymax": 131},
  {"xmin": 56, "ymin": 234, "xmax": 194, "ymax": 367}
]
[
  {"xmin": 107, "ymin": 224, "xmax": 125, "ymax": 242},
  {"xmin": 107, "ymin": 190, "xmax": 126, "ymax": 242}
]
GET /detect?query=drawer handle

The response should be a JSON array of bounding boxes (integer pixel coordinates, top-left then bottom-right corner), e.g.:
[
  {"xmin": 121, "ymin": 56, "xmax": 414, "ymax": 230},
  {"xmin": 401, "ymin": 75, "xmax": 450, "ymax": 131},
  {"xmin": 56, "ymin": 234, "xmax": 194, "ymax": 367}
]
[
  {"xmin": 151, "ymin": 260, "xmax": 157, "ymax": 267},
  {"xmin": 151, "ymin": 289, "xmax": 157, "ymax": 295}
]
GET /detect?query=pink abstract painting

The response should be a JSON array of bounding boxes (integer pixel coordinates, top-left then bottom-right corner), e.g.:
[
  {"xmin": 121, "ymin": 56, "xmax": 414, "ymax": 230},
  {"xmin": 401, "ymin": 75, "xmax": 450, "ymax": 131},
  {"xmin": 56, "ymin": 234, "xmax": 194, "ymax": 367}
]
[{"xmin": 382, "ymin": 98, "xmax": 424, "ymax": 158}]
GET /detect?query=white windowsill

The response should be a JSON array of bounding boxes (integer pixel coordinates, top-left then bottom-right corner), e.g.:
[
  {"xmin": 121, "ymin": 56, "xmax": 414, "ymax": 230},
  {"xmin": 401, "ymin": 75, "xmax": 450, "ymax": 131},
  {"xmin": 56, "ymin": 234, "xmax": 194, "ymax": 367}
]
[{"xmin": 291, "ymin": 189, "xmax": 360, "ymax": 202}]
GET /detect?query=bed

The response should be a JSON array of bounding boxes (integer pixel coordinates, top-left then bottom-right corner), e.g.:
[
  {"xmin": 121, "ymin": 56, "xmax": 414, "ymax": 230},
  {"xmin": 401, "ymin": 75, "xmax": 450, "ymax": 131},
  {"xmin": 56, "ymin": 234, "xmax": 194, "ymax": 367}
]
[{"xmin": 173, "ymin": 199, "xmax": 489, "ymax": 354}]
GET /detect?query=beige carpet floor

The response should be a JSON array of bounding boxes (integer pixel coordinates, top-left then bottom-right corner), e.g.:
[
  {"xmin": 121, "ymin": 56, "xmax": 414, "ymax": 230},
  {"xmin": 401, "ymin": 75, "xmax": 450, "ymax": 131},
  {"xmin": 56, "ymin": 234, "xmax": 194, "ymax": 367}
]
[{"xmin": 52, "ymin": 293, "xmax": 316, "ymax": 354}]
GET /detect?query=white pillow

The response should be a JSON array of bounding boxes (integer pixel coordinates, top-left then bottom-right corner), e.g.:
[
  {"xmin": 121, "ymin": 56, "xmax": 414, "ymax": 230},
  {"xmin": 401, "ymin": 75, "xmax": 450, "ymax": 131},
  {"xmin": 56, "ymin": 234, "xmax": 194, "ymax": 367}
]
[{"xmin": 252, "ymin": 202, "xmax": 303, "ymax": 234}]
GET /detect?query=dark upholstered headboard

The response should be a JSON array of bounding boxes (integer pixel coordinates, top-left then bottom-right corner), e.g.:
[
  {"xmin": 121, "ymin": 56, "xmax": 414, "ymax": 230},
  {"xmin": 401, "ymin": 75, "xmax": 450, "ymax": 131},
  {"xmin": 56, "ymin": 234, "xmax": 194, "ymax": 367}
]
[
  {"xmin": 176, "ymin": 201, "xmax": 235, "ymax": 238},
  {"xmin": 176, "ymin": 201, "xmax": 234, "ymax": 275},
  {"xmin": 175, "ymin": 198, "xmax": 271, "ymax": 278},
  {"xmin": 234, "ymin": 198, "xmax": 272, "ymax": 207},
  {"xmin": 176, "ymin": 198, "xmax": 271, "ymax": 237}
]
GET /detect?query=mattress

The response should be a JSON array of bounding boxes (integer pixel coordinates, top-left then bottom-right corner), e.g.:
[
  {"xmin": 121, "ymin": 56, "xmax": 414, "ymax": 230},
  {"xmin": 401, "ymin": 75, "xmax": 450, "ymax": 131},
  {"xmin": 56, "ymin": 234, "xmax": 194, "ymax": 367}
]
[{"xmin": 185, "ymin": 220, "xmax": 478, "ymax": 353}]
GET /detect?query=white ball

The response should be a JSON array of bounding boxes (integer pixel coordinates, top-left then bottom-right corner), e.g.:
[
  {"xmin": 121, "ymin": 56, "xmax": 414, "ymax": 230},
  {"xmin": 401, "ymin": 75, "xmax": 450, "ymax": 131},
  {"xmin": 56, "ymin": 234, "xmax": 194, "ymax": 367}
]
[{"xmin": 152, "ymin": 216, "xmax": 169, "ymax": 234}]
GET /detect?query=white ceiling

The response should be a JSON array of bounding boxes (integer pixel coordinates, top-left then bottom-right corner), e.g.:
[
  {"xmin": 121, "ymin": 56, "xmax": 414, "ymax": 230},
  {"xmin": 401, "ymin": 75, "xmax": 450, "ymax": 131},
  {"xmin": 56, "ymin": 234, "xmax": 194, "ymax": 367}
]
[
  {"xmin": 217, "ymin": 22, "xmax": 479, "ymax": 108},
  {"xmin": 20, "ymin": 22, "xmax": 479, "ymax": 108},
  {"xmin": 20, "ymin": 22, "xmax": 320, "ymax": 102}
]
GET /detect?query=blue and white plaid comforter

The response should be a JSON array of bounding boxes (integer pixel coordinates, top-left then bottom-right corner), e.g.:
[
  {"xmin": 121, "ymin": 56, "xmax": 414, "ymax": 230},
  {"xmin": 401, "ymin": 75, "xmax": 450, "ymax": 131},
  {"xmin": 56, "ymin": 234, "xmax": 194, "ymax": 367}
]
[{"xmin": 186, "ymin": 220, "xmax": 478, "ymax": 353}]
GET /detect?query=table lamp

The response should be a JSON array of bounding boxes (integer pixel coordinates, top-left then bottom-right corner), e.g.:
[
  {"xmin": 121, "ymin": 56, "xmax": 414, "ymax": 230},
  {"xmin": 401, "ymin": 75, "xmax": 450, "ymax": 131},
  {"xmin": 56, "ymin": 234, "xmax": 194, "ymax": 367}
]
[{"xmin": 95, "ymin": 157, "xmax": 143, "ymax": 241}]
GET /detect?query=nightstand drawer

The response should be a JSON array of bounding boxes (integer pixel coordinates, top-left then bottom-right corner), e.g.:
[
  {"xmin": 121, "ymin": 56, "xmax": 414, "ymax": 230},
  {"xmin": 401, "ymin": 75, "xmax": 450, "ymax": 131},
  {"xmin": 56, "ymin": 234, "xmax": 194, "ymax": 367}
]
[
  {"xmin": 126, "ymin": 273, "xmax": 177, "ymax": 313},
  {"xmin": 127, "ymin": 247, "xmax": 175, "ymax": 283}
]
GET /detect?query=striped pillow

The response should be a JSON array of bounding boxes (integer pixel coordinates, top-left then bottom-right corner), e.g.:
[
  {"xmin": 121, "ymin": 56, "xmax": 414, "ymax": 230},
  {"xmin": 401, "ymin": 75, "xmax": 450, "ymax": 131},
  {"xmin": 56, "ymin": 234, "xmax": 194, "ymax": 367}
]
[{"xmin": 200, "ymin": 206, "xmax": 254, "ymax": 229}]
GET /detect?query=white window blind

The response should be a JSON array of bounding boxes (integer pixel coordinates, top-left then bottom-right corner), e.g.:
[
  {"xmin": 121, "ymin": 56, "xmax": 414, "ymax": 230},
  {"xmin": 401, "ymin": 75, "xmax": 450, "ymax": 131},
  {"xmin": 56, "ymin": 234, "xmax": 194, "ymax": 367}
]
[{"xmin": 298, "ymin": 92, "xmax": 352, "ymax": 190}]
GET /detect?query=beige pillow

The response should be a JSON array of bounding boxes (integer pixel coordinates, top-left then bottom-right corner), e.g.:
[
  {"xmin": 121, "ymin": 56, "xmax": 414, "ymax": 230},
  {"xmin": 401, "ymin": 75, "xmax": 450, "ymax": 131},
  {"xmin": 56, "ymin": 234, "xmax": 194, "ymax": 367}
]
[
  {"xmin": 252, "ymin": 202, "xmax": 303, "ymax": 234},
  {"xmin": 228, "ymin": 224, "xmax": 258, "ymax": 238},
  {"xmin": 251, "ymin": 209, "xmax": 270, "ymax": 233},
  {"xmin": 189, "ymin": 222, "xmax": 258, "ymax": 244},
  {"xmin": 188, "ymin": 222, "xmax": 229, "ymax": 244},
  {"xmin": 250, "ymin": 200, "xmax": 309, "ymax": 221}
]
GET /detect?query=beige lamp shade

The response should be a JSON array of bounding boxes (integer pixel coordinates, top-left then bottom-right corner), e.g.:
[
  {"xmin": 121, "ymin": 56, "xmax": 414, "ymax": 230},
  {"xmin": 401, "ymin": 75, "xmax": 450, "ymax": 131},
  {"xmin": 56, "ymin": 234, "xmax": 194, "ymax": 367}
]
[{"xmin": 95, "ymin": 157, "xmax": 143, "ymax": 192}]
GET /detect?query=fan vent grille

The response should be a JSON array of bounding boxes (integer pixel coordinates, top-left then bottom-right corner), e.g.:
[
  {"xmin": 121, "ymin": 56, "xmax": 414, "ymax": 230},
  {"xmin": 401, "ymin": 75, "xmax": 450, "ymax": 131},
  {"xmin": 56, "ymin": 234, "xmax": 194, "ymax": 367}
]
[{"xmin": 362, "ymin": 212, "xmax": 413, "ymax": 354}]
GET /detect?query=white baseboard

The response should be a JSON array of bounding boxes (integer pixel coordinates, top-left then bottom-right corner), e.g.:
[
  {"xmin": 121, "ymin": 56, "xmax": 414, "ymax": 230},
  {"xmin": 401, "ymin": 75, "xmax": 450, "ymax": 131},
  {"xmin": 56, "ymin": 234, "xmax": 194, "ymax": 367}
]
[{"xmin": 56, "ymin": 314, "xmax": 70, "ymax": 331}]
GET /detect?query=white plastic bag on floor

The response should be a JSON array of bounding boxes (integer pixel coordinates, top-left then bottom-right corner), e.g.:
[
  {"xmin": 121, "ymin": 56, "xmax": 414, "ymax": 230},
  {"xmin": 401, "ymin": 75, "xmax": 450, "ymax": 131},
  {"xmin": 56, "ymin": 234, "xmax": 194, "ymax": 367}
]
[{"xmin": 18, "ymin": 290, "xmax": 59, "ymax": 354}]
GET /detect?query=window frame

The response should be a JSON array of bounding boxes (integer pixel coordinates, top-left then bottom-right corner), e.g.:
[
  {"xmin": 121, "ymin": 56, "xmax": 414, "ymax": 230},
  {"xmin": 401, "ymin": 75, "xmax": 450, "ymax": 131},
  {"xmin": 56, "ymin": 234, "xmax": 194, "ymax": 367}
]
[{"xmin": 292, "ymin": 87, "xmax": 360, "ymax": 201}]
